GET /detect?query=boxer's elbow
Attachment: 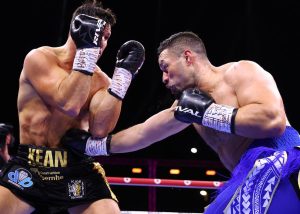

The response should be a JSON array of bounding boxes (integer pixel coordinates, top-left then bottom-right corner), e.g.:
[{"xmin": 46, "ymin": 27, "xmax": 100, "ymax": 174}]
[
  {"xmin": 263, "ymin": 109, "xmax": 286, "ymax": 137},
  {"xmin": 89, "ymin": 119, "xmax": 116, "ymax": 138},
  {"xmin": 90, "ymin": 128, "xmax": 110, "ymax": 139},
  {"xmin": 267, "ymin": 118, "xmax": 286, "ymax": 137}
]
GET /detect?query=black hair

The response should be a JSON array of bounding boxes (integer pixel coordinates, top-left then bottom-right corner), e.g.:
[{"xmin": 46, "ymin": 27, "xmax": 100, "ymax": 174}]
[
  {"xmin": 157, "ymin": 31, "xmax": 207, "ymax": 57},
  {"xmin": 71, "ymin": 0, "xmax": 116, "ymax": 27}
]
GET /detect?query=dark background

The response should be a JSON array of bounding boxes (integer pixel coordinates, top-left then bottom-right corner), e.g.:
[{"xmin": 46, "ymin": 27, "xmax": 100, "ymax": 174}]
[{"xmin": 1, "ymin": 0, "xmax": 300, "ymax": 212}]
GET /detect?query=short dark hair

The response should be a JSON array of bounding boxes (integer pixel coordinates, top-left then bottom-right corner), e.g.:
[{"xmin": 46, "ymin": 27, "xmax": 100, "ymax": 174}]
[
  {"xmin": 157, "ymin": 31, "xmax": 207, "ymax": 57},
  {"xmin": 71, "ymin": 0, "xmax": 116, "ymax": 27}
]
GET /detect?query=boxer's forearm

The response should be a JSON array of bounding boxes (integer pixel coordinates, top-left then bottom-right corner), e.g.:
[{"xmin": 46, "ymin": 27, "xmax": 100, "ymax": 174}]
[{"xmin": 110, "ymin": 108, "xmax": 189, "ymax": 153}]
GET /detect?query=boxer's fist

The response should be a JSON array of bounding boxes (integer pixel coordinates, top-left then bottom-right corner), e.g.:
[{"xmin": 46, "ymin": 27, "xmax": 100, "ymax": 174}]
[
  {"xmin": 116, "ymin": 40, "xmax": 145, "ymax": 75},
  {"xmin": 175, "ymin": 88, "xmax": 237, "ymax": 133},
  {"xmin": 71, "ymin": 14, "xmax": 106, "ymax": 49},
  {"xmin": 108, "ymin": 40, "xmax": 145, "ymax": 100},
  {"xmin": 61, "ymin": 128, "xmax": 111, "ymax": 157},
  {"xmin": 71, "ymin": 14, "xmax": 106, "ymax": 75},
  {"xmin": 175, "ymin": 88, "xmax": 214, "ymax": 124}
]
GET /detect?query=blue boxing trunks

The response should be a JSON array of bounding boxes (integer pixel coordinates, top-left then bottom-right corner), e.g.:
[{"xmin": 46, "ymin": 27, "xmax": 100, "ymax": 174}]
[{"xmin": 204, "ymin": 126, "xmax": 300, "ymax": 213}]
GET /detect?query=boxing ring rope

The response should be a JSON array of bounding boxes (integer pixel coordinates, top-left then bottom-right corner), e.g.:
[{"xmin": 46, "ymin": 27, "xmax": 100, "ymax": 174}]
[
  {"xmin": 97, "ymin": 157, "xmax": 227, "ymax": 212},
  {"xmin": 108, "ymin": 177, "xmax": 225, "ymax": 214},
  {"xmin": 107, "ymin": 176, "xmax": 224, "ymax": 189}
]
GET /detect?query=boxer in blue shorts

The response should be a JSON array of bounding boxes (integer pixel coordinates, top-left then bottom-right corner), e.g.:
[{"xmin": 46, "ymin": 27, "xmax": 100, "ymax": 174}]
[{"xmin": 63, "ymin": 31, "xmax": 300, "ymax": 213}]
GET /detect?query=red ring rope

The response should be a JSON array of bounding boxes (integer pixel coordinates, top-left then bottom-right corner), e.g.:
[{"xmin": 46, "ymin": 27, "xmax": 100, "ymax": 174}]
[{"xmin": 107, "ymin": 177, "xmax": 224, "ymax": 189}]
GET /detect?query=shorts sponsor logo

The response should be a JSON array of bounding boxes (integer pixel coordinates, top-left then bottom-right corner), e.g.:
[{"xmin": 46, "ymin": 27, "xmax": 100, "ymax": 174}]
[
  {"xmin": 7, "ymin": 168, "xmax": 33, "ymax": 189},
  {"xmin": 68, "ymin": 179, "xmax": 85, "ymax": 199},
  {"xmin": 32, "ymin": 169, "xmax": 64, "ymax": 181}
]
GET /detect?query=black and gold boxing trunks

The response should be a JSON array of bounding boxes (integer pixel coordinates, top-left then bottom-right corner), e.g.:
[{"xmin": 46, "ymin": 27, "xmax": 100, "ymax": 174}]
[{"xmin": 0, "ymin": 144, "xmax": 117, "ymax": 213}]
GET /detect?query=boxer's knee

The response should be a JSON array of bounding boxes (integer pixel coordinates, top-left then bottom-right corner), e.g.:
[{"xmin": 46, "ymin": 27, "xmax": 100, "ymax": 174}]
[{"xmin": 0, "ymin": 186, "xmax": 34, "ymax": 213}]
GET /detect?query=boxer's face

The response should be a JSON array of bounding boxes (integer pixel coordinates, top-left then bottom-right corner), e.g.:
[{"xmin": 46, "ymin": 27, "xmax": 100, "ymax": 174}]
[
  {"xmin": 98, "ymin": 24, "xmax": 111, "ymax": 59},
  {"xmin": 159, "ymin": 49, "xmax": 194, "ymax": 96}
]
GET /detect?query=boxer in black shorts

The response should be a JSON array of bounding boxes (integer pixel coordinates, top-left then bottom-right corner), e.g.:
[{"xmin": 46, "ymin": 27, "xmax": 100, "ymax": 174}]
[
  {"xmin": 0, "ymin": 144, "xmax": 117, "ymax": 213},
  {"xmin": 0, "ymin": 0, "xmax": 145, "ymax": 213}
]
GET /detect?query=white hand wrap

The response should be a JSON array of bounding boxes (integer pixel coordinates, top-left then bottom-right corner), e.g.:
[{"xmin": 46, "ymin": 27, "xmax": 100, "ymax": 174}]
[
  {"xmin": 202, "ymin": 103, "xmax": 237, "ymax": 133},
  {"xmin": 72, "ymin": 47, "xmax": 100, "ymax": 75},
  {"xmin": 85, "ymin": 136, "xmax": 110, "ymax": 156},
  {"xmin": 108, "ymin": 67, "xmax": 133, "ymax": 100}
]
